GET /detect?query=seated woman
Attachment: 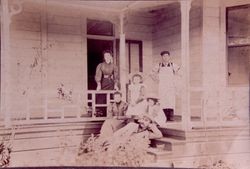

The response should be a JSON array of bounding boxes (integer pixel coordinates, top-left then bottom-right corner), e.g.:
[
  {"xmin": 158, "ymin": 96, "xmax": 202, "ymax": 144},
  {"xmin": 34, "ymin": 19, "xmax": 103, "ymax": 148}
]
[
  {"xmin": 99, "ymin": 91, "xmax": 128, "ymax": 138},
  {"xmin": 126, "ymin": 72, "xmax": 147, "ymax": 116},
  {"xmin": 144, "ymin": 94, "xmax": 167, "ymax": 127},
  {"xmin": 127, "ymin": 93, "xmax": 167, "ymax": 127}
]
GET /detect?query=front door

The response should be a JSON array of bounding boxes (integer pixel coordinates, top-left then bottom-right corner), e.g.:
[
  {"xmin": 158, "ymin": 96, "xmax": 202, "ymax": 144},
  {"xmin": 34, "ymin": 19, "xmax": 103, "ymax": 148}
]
[{"xmin": 87, "ymin": 39, "xmax": 114, "ymax": 90}]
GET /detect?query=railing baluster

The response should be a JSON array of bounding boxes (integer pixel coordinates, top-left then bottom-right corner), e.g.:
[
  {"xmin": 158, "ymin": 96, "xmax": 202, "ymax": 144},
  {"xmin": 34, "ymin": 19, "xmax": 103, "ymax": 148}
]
[
  {"xmin": 26, "ymin": 95, "xmax": 30, "ymax": 121},
  {"xmin": 76, "ymin": 93, "xmax": 81, "ymax": 118},
  {"xmin": 92, "ymin": 92, "xmax": 96, "ymax": 118},
  {"xmin": 44, "ymin": 92, "xmax": 48, "ymax": 120},
  {"xmin": 106, "ymin": 93, "xmax": 110, "ymax": 118},
  {"xmin": 61, "ymin": 107, "xmax": 65, "ymax": 119}
]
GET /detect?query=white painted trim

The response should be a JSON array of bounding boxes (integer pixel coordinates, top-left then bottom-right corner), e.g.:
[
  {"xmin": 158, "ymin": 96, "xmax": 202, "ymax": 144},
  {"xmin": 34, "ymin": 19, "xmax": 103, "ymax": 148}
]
[
  {"xmin": 1, "ymin": 0, "xmax": 11, "ymax": 127},
  {"xmin": 86, "ymin": 35, "xmax": 116, "ymax": 41},
  {"xmin": 48, "ymin": 0, "xmax": 121, "ymax": 13},
  {"xmin": 222, "ymin": 0, "xmax": 250, "ymax": 7},
  {"xmin": 219, "ymin": 1, "xmax": 228, "ymax": 88},
  {"xmin": 180, "ymin": 0, "xmax": 192, "ymax": 131},
  {"xmin": 221, "ymin": 2, "xmax": 250, "ymax": 88},
  {"xmin": 41, "ymin": 0, "xmax": 48, "ymax": 120}
]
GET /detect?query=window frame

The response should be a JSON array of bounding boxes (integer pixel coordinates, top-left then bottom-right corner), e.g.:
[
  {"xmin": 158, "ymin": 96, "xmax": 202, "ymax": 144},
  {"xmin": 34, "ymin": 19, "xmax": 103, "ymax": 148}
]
[
  {"xmin": 87, "ymin": 18, "xmax": 115, "ymax": 37},
  {"xmin": 226, "ymin": 5, "xmax": 250, "ymax": 87}
]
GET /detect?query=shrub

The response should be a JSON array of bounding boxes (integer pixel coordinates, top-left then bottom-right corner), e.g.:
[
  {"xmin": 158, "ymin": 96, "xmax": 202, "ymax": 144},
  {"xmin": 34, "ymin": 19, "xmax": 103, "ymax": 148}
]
[
  {"xmin": 0, "ymin": 141, "xmax": 11, "ymax": 167},
  {"xmin": 199, "ymin": 160, "xmax": 235, "ymax": 169},
  {"xmin": 77, "ymin": 134, "xmax": 150, "ymax": 167}
]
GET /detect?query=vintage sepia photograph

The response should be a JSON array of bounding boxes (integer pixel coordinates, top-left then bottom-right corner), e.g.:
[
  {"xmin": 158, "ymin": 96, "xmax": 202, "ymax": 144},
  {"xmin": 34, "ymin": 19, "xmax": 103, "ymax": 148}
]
[{"xmin": 0, "ymin": 0, "xmax": 249, "ymax": 168}]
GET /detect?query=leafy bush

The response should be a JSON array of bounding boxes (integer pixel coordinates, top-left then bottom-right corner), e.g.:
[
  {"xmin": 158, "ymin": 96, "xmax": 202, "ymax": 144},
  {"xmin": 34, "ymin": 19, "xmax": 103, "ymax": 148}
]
[
  {"xmin": 77, "ymin": 134, "xmax": 151, "ymax": 167},
  {"xmin": 199, "ymin": 160, "xmax": 235, "ymax": 169},
  {"xmin": 0, "ymin": 141, "xmax": 11, "ymax": 167}
]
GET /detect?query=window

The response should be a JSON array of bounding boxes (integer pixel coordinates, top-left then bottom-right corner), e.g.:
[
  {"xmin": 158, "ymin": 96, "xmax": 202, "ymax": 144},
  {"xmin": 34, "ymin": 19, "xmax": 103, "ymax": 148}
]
[
  {"xmin": 87, "ymin": 19, "xmax": 114, "ymax": 36},
  {"xmin": 226, "ymin": 5, "xmax": 250, "ymax": 86},
  {"xmin": 125, "ymin": 40, "xmax": 143, "ymax": 73}
]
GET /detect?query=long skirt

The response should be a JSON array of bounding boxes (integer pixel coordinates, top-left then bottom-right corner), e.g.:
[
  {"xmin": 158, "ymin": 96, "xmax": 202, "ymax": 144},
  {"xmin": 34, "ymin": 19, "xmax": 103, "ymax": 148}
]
[
  {"xmin": 126, "ymin": 100, "xmax": 147, "ymax": 116},
  {"xmin": 101, "ymin": 77, "xmax": 114, "ymax": 90}
]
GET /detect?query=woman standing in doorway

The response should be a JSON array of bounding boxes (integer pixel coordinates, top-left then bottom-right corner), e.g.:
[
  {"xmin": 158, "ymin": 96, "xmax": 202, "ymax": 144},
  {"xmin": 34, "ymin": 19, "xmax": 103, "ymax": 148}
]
[
  {"xmin": 95, "ymin": 50, "xmax": 119, "ymax": 90},
  {"xmin": 150, "ymin": 51, "xmax": 180, "ymax": 121}
]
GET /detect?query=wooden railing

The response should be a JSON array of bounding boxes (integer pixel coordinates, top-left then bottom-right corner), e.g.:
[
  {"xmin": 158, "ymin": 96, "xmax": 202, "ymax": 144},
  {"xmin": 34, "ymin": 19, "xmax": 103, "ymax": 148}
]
[
  {"xmin": 87, "ymin": 90, "xmax": 115, "ymax": 118},
  {"xmin": 3, "ymin": 86, "xmax": 248, "ymax": 129},
  {"xmin": 5, "ymin": 90, "xmax": 117, "ymax": 126},
  {"xmin": 189, "ymin": 86, "xmax": 249, "ymax": 129}
]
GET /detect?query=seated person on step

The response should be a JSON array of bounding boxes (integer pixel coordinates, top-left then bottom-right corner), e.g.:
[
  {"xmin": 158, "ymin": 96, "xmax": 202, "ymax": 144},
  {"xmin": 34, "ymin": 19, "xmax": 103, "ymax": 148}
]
[
  {"xmin": 127, "ymin": 93, "xmax": 166, "ymax": 127},
  {"xmin": 99, "ymin": 91, "xmax": 128, "ymax": 138},
  {"xmin": 113, "ymin": 113, "xmax": 163, "ymax": 140},
  {"xmin": 110, "ymin": 94, "xmax": 165, "ymax": 141},
  {"xmin": 144, "ymin": 94, "xmax": 167, "ymax": 127},
  {"xmin": 126, "ymin": 72, "xmax": 147, "ymax": 116}
]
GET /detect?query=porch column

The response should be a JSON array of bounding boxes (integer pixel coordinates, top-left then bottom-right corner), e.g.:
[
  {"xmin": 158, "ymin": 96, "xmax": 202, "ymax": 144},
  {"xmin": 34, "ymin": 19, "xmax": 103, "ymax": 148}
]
[
  {"xmin": 119, "ymin": 12, "xmax": 126, "ymax": 99},
  {"xmin": 1, "ymin": 0, "xmax": 23, "ymax": 127},
  {"xmin": 1, "ymin": 0, "xmax": 12, "ymax": 127},
  {"xmin": 180, "ymin": 0, "xmax": 191, "ymax": 131}
]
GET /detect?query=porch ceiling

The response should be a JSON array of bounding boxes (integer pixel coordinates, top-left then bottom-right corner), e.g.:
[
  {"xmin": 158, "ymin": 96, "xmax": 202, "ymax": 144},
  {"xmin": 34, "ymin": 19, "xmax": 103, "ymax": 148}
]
[{"xmin": 56, "ymin": 0, "xmax": 176, "ymax": 12}]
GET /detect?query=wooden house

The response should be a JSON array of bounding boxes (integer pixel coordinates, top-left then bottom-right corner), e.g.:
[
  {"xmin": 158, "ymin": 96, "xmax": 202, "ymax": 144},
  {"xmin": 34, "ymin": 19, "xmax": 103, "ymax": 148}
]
[{"xmin": 0, "ymin": 0, "xmax": 249, "ymax": 167}]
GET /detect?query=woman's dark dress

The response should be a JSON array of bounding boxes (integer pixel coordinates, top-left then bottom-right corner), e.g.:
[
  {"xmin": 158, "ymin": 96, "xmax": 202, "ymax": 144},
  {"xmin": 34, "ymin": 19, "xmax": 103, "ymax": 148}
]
[
  {"xmin": 94, "ymin": 62, "xmax": 119, "ymax": 116},
  {"xmin": 95, "ymin": 62, "xmax": 119, "ymax": 90}
]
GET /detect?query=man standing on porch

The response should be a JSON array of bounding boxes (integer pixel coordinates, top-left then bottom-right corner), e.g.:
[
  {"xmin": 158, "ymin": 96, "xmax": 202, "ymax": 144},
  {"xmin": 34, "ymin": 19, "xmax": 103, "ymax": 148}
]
[{"xmin": 150, "ymin": 51, "xmax": 180, "ymax": 121}]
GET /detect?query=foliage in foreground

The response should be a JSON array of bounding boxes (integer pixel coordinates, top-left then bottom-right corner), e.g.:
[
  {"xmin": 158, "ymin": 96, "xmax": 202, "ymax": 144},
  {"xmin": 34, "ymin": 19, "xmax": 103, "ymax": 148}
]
[
  {"xmin": 199, "ymin": 160, "xmax": 235, "ymax": 169},
  {"xmin": 0, "ymin": 141, "xmax": 11, "ymax": 167},
  {"xmin": 77, "ymin": 134, "xmax": 151, "ymax": 167}
]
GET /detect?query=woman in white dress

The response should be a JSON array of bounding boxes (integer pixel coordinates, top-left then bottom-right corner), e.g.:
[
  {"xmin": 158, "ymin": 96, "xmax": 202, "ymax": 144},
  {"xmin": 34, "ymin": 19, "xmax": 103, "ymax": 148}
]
[{"xmin": 126, "ymin": 73, "xmax": 147, "ymax": 116}]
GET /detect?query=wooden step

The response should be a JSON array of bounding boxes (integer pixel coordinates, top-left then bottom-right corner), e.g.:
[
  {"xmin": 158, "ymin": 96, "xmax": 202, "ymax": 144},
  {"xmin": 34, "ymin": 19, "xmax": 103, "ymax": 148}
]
[
  {"xmin": 151, "ymin": 137, "xmax": 186, "ymax": 151},
  {"xmin": 159, "ymin": 126, "xmax": 250, "ymax": 140},
  {"xmin": 159, "ymin": 128, "xmax": 186, "ymax": 140},
  {"xmin": 168, "ymin": 115, "xmax": 201, "ymax": 122},
  {"xmin": 160, "ymin": 121, "xmax": 182, "ymax": 130},
  {"xmin": 147, "ymin": 147, "xmax": 172, "ymax": 162},
  {"xmin": 172, "ymin": 115, "xmax": 181, "ymax": 122}
]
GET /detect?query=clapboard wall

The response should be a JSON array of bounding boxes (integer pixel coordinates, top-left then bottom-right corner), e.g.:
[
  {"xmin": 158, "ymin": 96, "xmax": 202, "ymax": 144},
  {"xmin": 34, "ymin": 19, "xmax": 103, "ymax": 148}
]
[
  {"xmin": 5, "ymin": 0, "xmax": 154, "ymax": 120},
  {"xmin": 7, "ymin": 1, "xmax": 118, "ymax": 119}
]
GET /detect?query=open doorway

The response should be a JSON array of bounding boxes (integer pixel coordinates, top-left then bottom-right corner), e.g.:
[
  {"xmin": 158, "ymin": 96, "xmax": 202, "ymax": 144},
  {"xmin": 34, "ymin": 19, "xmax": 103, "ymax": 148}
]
[{"xmin": 87, "ymin": 39, "xmax": 114, "ymax": 90}]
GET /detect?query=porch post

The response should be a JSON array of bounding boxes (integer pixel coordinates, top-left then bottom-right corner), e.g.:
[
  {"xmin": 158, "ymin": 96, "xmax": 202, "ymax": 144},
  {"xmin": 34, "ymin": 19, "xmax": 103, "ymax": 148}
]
[
  {"xmin": 180, "ymin": 0, "xmax": 191, "ymax": 131},
  {"xmin": 1, "ymin": 0, "xmax": 11, "ymax": 127},
  {"xmin": 1, "ymin": 0, "xmax": 23, "ymax": 127},
  {"xmin": 119, "ymin": 12, "xmax": 126, "ymax": 99}
]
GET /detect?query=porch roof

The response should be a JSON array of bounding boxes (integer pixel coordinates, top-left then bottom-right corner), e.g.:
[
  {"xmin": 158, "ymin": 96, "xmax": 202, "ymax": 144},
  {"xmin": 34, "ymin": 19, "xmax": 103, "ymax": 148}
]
[{"xmin": 50, "ymin": 0, "xmax": 176, "ymax": 12}]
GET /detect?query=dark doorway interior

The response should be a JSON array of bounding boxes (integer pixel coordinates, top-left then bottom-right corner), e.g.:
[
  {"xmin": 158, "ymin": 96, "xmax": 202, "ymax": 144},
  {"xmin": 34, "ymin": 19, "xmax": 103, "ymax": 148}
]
[{"xmin": 87, "ymin": 39, "xmax": 114, "ymax": 90}]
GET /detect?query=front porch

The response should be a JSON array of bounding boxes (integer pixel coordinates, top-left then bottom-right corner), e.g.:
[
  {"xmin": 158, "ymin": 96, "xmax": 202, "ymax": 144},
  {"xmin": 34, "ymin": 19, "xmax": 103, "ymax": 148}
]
[
  {"xmin": 1, "ymin": 0, "xmax": 248, "ymax": 129},
  {"xmin": 0, "ymin": 0, "xmax": 249, "ymax": 167}
]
